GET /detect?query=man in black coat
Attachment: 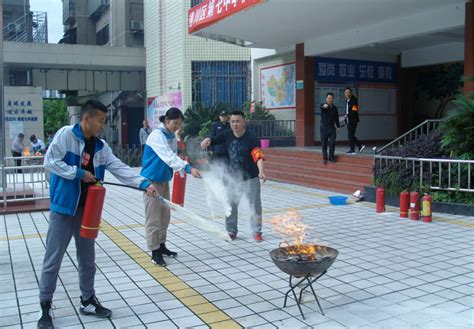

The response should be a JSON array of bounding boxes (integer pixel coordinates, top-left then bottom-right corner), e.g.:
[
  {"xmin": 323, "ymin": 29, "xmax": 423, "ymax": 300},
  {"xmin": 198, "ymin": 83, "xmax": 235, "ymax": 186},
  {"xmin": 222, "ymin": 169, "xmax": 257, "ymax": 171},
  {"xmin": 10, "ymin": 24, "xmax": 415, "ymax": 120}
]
[
  {"xmin": 210, "ymin": 111, "xmax": 230, "ymax": 163},
  {"xmin": 320, "ymin": 93, "xmax": 340, "ymax": 164},
  {"xmin": 344, "ymin": 87, "xmax": 365, "ymax": 154}
]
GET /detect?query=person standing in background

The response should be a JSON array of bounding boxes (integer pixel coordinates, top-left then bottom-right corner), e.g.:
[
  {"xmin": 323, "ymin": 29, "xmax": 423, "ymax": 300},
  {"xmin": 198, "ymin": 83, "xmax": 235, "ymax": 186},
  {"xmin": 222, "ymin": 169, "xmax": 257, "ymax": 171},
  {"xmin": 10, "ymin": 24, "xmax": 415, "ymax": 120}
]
[
  {"xmin": 139, "ymin": 120, "xmax": 152, "ymax": 152},
  {"xmin": 344, "ymin": 87, "xmax": 365, "ymax": 154},
  {"xmin": 320, "ymin": 93, "xmax": 340, "ymax": 164},
  {"xmin": 11, "ymin": 133, "xmax": 25, "ymax": 170},
  {"xmin": 210, "ymin": 111, "xmax": 230, "ymax": 164}
]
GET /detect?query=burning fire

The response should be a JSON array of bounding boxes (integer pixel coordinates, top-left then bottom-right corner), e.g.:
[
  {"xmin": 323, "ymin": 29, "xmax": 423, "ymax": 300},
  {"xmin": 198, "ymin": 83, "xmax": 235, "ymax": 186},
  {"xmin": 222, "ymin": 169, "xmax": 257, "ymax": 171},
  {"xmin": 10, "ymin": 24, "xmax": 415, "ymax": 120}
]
[
  {"xmin": 22, "ymin": 148, "xmax": 31, "ymax": 157},
  {"xmin": 270, "ymin": 209, "xmax": 318, "ymax": 260}
]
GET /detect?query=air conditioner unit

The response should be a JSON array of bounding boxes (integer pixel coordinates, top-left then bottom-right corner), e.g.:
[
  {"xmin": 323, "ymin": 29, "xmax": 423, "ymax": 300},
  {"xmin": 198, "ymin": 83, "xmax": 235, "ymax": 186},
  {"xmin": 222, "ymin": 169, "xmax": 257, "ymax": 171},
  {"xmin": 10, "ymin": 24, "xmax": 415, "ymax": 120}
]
[{"xmin": 130, "ymin": 20, "xmax": 144, "ymax": 32}]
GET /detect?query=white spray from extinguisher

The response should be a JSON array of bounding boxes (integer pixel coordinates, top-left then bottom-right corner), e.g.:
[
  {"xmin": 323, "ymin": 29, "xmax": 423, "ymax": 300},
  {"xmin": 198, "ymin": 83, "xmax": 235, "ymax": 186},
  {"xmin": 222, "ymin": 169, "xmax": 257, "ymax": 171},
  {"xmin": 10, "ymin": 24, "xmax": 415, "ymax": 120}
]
[{"xmin": 102, "ymin": 181, "xmax": 231, "ymax": 241}]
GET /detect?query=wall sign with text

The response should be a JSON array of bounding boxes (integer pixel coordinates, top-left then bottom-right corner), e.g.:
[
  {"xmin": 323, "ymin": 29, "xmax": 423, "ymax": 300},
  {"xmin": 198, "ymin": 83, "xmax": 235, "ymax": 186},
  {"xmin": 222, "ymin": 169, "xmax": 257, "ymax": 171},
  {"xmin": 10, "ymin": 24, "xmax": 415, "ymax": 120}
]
[{"xmin": 315, "ymin": 57, "xmax": 397, "ymax": 84}]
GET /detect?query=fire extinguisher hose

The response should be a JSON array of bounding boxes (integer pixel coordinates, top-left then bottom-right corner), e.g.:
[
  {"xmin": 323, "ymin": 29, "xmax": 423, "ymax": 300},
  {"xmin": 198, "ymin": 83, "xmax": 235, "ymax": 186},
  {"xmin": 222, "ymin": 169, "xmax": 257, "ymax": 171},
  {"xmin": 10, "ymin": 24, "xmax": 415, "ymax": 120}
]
[{"xmin": 101, "ymin": 181, "xmax": 231, "ymax": 241}]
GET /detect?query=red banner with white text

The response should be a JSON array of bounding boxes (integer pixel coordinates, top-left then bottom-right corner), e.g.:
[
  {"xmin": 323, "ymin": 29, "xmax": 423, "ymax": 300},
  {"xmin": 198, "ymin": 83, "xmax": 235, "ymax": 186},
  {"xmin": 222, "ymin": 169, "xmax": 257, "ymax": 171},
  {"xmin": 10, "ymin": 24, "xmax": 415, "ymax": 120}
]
[{"xmin": 188, "ymin": 0, "xmax": 264, "ymax": 33}]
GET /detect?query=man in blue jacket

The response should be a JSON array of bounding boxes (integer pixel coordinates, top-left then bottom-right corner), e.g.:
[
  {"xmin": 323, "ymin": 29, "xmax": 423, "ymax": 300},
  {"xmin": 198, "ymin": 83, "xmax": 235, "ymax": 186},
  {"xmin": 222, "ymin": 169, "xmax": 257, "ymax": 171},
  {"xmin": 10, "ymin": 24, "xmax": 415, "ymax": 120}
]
[{"xmin": 37, "ymin": 100, "xmax": 157, "ymax": 329}]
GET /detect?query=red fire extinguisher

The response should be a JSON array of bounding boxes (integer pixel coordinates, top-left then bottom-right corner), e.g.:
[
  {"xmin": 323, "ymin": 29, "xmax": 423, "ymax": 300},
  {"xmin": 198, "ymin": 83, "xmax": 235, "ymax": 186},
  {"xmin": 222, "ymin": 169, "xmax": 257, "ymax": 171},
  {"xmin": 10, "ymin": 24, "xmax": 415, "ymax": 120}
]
[
  {"xmin": 171, "ymin": 157, "xmax": 189, "ymax": 207},
  {"xmin": 376, "ymin": 187, "xmax": 385, "ymax": 213},
  {"xmin": 410, "ymin": 191, "xmax": 420, "ymax": 220},
  {"xmin": 421, "ymin": 193, "xmax": 432, "ymax": 223},
  {"xmin": 171, "ymin": 171, "xmax": 186, "ymax": 206},
  {"xmin": 400, "ymin": 191, "xmax": 409, "ymax": 218},
  {"xmin": 80, "ymin": 184, "xmax": 106, "ymax": 239}
]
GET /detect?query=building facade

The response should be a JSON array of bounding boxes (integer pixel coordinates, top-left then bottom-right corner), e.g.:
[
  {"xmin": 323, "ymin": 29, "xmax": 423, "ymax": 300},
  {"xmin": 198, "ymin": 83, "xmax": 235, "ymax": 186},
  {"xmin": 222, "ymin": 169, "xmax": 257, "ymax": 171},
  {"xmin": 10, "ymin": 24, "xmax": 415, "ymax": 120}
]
[
  {"xmin": 188, "ymin": 0, "xmax": 472, "ymax": 146},
  {"xmin": 61, "ymin": 0, "xmax": 146, "ymax": 146},
  {"xmin": 144, "ymin": 0, "xmax": 251, "ymax": 114}
]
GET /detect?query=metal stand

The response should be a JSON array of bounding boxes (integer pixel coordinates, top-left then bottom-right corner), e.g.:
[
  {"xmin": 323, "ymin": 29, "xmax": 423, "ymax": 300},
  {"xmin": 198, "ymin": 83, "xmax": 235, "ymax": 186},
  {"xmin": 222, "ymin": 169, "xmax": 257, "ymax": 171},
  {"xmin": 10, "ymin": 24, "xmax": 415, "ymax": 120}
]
[{"xmin": 283, "ymin": 271, "xmax": 327, "ymax": 319}]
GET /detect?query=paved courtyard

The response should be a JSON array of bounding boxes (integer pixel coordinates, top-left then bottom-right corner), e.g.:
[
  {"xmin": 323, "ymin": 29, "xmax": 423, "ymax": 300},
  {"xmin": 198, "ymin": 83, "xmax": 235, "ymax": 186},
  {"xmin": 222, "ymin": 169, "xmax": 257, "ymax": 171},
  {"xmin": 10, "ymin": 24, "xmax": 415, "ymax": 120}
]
[{"xmin": 1, "ymin": 170, "xmax": 473, "ymax": 328}]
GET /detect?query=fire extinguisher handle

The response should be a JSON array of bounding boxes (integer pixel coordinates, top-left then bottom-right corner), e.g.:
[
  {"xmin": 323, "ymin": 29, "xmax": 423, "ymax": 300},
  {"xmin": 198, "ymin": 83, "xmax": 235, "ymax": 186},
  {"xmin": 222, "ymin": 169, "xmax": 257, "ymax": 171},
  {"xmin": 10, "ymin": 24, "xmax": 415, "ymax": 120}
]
[{"xmin": 101, "ymin": 181, "xmax": 166, "ymax": 202}]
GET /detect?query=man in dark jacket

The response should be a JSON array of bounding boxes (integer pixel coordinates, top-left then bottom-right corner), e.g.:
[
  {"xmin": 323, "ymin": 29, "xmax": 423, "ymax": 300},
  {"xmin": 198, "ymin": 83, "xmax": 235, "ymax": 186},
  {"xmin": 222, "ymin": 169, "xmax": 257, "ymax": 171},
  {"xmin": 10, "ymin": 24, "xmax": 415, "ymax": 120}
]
[
  {"xmin": 344, "ymin": 87, "xmax": 365, "ymax": 154},
  {"xmin": 210, "ymin": 111, "xmax": 230, "ymax": 163},
  {"xmin": 320, "ymin": 93, "xmax": 340, "ymax": 164}
]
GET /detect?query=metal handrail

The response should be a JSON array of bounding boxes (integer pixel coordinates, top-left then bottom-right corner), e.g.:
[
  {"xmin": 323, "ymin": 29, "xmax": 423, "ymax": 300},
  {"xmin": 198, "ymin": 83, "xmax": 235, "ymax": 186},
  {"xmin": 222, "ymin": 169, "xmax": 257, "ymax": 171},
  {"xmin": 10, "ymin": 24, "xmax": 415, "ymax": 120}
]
[
  {"xmin": 1, "ymin": 158, "xmax": 50, "ymax": 211},
  {"xmin": 375, "ymin": 119, "xmax": 443, "ymax": 154},
  {"xmin": 247, "ymin": 120, "xmax": 296, "ymax": 138},
  {"xmin": 374, "ymin": 155, "xmax": 473, "ymax": 193}
]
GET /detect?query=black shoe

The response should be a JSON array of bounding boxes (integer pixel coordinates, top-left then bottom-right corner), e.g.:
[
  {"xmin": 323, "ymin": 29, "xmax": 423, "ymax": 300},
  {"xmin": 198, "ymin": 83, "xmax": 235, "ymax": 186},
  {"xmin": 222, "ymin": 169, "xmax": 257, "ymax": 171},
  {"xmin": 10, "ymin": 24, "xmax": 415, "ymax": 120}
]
[
  {"xmin": 228, "ymin": 232, "xmax": 237, "ymax": 240},
  {"xmin": 323, "ymin": 158, "xmax": 328, "ymax": 165},
  {"xmin": 79, "ymin": 295, "xmax": 112, "ymax": 318},
  {"xmin": 329, "ymin": 158, "xmax": 336, "ymax": 163},
  {"xmin": 151, "ymin": 249, "xmax": 166, "ymax": 266},
  {"xmin": 358, "ymin": 145, "xmax": 366, "ymax": 153},
  {"xmin": 346, "ymin": 150, "xmax": 356, "ymax": 154},
  {"xmin": 37, "ymin": 301, "xmax": 54, "ymax": 329},
  {"xmin": 159, "ymin": 243, "xmax": 177, "ymax": 257}
]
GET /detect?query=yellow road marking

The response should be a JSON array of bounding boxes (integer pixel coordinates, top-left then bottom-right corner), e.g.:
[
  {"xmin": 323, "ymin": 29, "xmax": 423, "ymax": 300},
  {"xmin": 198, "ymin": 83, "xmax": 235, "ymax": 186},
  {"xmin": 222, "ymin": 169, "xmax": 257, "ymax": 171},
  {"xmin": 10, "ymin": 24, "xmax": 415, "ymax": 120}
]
[
  {"xmin": 100, "ymin": 219, "xmax": 242, "ymax": 329},
  {"xmin": 0, "ymin": 232, "xmax": 46, "ymax": 241}
]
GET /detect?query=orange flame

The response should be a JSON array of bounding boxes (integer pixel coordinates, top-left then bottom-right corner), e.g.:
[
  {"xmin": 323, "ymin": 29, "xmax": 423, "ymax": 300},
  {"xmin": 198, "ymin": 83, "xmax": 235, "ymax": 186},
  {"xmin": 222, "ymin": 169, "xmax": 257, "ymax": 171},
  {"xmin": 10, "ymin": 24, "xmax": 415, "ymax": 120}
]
[
  {"xmin": 22, "ymin": 148, "xmax": 31, "ymax": 157},
  {"xmin": 270, "ymin": 209, "xmax": 318, "ymax": 260}
]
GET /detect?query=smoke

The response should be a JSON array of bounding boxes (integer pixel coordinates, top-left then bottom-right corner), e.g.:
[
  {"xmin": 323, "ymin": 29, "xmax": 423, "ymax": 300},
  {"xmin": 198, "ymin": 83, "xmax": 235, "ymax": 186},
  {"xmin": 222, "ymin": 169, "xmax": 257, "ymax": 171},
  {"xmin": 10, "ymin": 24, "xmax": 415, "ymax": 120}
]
[{"xmin": 201, "ymin": 161, "xmax": 254, "ymax": 221}]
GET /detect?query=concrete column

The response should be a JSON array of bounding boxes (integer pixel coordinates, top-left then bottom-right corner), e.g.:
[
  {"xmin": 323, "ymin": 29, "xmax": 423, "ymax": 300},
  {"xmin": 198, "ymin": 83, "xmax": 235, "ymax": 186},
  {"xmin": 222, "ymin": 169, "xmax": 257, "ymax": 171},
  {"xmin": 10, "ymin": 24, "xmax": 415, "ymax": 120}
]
[
  {"xmin": 295, "ymin": 43, "xmax": 315, "ymax": 146},
  {"xmin": 67, "ymin": 106, "xmax": 81, "ymax": 125},
  {"xmin": 465, "ymin": 1, "xmax": 473, "ymax": 93}
]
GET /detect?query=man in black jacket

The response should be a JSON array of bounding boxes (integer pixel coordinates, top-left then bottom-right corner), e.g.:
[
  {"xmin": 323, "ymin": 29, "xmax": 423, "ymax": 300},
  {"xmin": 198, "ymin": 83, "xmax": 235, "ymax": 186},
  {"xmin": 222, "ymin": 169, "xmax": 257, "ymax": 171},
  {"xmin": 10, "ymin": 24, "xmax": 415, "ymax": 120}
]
[
  {"xmin": 344, "ymin": 87, "xmax": 365, "ymax": 154},
  {"xmin": 210, "ymin": 111, "xmax": 230, "ymax": 163},
  {"xmin": 320, "ymin": 93, "xmax": 340, "ymax": 164}
]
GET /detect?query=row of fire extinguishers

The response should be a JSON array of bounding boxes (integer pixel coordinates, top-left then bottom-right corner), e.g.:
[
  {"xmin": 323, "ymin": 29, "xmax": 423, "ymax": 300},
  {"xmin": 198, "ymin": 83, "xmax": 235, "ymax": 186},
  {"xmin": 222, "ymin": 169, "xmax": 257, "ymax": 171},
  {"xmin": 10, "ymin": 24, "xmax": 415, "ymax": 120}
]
[
  {"xmin": 79, "ymin": 157, "xmax": 189, "ymax": 240},
  {"xmin": 375, "ymin": 187, "xmax": 433, "ymax": 222}
]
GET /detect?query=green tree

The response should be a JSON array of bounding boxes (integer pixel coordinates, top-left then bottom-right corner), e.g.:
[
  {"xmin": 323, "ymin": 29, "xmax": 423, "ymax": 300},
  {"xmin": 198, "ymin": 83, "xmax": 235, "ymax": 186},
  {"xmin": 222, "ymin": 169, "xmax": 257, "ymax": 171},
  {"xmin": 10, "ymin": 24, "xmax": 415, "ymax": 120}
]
[
  {"xmin": 183, "ymin": 102, "xmax": 235, "ymax": 138},
  {"xmin": 415, "ymin": 63, "xmax": 464, "ymax": 118},
  {"xmin": 243, "ymin": 101, "xmax": 275, "ymax": 121},
  {"xmin": 43, "ymin": 99, "xmax": 68, "ymax": 134},
  {"xmin": 440, "ymin": 76, "xmax": 474, "ymax": 159}
]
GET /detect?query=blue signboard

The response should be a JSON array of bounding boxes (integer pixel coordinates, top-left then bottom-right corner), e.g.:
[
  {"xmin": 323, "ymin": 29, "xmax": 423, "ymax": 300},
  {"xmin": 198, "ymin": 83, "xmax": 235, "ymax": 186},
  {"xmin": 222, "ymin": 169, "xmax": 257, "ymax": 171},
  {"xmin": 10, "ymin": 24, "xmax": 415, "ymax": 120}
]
[{"xmin": 315, "ymin": 57, "xmax": 397, "ymax": 84}]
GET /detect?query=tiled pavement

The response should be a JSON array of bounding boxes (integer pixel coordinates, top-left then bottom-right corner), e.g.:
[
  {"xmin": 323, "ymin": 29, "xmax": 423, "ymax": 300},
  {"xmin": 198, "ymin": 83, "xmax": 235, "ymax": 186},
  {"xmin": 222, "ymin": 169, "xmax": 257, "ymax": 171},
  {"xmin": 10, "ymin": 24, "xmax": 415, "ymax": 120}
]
[{"xmin": 1, "ymin": 170, "xmax": 473, "ymax": 328}]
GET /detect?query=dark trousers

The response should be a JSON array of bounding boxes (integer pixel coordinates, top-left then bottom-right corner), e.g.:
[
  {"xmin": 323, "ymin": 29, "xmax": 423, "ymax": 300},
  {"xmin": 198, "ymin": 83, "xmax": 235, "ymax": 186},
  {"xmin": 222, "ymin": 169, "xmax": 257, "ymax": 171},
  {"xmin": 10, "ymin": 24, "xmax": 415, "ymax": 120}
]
[
  {"xmin": 320, "ymin": 127, "xmax": 336, "ymax": 160},
  {"xmin": 12, "ymin": 150, "xmax": 22, "ymax": 172},
  {"xmin": 39, "ymin": 208, "xmax": 96, "ymax": 302},
  {"xmin": 347, "ymin": 122, "xmax": 362, "ymax": 151}
]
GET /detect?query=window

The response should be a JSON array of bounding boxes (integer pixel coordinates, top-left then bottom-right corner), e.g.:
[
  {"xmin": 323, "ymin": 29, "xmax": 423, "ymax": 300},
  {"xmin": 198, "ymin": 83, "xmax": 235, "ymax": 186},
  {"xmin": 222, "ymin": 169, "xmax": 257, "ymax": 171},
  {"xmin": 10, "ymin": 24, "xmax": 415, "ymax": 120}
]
[
  {"xmin": 192, "ymin": 61, "xmax": 250, "ymax": 109},
  {"xmin": 96, "ymin": 24, "xmax": 109, "ymax": 45},
  {"xmin": 191, "ymin": 0, "xmax": 205, "ymax": 7}
]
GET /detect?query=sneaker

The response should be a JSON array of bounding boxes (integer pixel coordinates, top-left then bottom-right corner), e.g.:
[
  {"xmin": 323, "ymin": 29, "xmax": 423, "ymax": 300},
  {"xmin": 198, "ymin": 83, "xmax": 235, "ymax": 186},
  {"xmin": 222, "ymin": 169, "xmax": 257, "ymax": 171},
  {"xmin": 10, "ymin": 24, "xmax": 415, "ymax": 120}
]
[
  {"xmin": 37, "ymin": 301, "xmax": 54, "ymax": 329},
  {"xmin": 228, "ymin": 232, "xmax": 237, "ymax": 240},
  {"xmin": 79, "ymin": 295, "xmax": 112, "ymax": 318},
  {"xmin": 159, "ymin": 243, "xmax": 177, "ymax": 258},
  {"xmin": 253, "ymin": 233, "xmax": 263, "ymax": 242},
  {"xmin": 346, "ymin": 150, "xmax": 356, "ymax": 154},
  {"xmin": 328, "ymin": 158, "xmax": 336, "ymax": 163},
  {"xmin": 151, "ymin": 249, "xmax": 166, "ymax": 266},
  {"xmin": 358, "ymin": 145, "xmax": 366, "ymax": 153}
]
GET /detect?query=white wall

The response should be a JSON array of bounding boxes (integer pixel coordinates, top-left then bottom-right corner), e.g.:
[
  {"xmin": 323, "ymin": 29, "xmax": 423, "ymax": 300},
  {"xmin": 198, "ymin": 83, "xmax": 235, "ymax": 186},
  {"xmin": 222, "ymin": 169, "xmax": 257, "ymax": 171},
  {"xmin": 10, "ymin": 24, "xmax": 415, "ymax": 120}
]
[
  {"xmin": 4, "ymin": 87, "xmax": 44, "ymax": 154},
  {"xmin": 251, "ymin": 48, "xmax": 276, "ymax": 100}
]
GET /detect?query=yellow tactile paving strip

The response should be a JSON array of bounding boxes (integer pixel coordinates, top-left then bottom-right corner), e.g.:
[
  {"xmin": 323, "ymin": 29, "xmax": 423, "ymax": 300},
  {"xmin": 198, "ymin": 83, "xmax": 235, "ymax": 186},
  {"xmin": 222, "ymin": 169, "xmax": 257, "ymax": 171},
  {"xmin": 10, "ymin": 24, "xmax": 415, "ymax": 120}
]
[{"xmin": 99, "ymin": 219, "xmax": 242, "ymax": 329}]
